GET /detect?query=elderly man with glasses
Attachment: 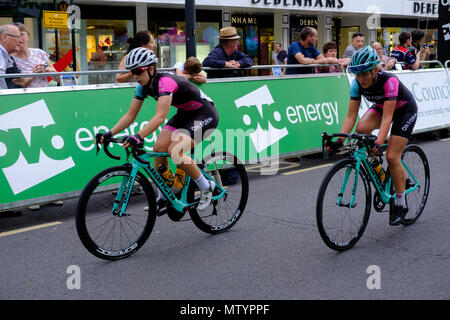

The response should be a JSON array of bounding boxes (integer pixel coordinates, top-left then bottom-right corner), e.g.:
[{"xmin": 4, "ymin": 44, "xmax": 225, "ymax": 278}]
[{"xmin": 0, "ymin": 24, "xmax": 22, "ymax": 89}]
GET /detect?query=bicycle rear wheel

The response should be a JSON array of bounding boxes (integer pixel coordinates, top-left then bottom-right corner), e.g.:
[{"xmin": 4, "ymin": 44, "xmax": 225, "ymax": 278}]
[
  {"xmin": 316, "ymin": 159, "xmax": 372, "ymax": 251},
  {"xmin": 398, "ymin": 145, "xmax": 430, "ymax": 225},
  {"xmin": 76, "ymin": 165, "xmax": 157, "ymax": 260},
  {"xmin": 188, "ymin": 152, "xmax": 249, "ymax": 234}
]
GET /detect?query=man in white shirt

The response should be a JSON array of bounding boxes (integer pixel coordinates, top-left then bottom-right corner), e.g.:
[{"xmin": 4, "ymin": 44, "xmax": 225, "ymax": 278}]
[{"xmin": 0, "ymin": 24, "xmax": 22, "ymax": 89}]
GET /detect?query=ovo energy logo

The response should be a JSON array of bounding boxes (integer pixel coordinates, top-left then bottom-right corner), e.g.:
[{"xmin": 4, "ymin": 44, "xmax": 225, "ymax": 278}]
[
  {"xmin": 0, "ymin": 100, "xmax": 75, "ymax": 195},
  {"xmin": 234, "ymin": 85, "xmax": 289, "ymax": 153}
]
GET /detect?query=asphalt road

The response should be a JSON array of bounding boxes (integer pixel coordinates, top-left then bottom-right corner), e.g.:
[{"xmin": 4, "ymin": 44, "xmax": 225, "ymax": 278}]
[{"xmin": 1, "ymin": 134, "xmax": 449, "ymax": 301}]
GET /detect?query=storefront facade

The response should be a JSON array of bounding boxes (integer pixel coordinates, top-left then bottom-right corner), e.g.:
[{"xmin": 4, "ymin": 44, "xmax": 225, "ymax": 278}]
[{"xmin": 0, "ymin": 0, "xmax": 440, "ymax": 76}]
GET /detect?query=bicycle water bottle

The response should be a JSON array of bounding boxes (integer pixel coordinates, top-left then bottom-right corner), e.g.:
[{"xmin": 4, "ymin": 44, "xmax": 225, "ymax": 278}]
[
  {"xmin": 172, "ymin": 168, "xmax": 186, "ymax": 194},
  {"xmin": 370, "ymin": 157, "xmax": 386, "ymax": 182},
  {"xmin": 157, "ymin": 163, "xmax": 174, "ymax": 187}
]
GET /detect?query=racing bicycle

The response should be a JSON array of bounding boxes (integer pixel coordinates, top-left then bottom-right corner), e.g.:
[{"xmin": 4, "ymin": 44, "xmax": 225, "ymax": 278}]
[
  {"xmin": 76, "ymin": 137, "xmax": 249, "ymax": 260},
  {"xmin": 316, "ymin": 132, "xmax": 430, "ymax": 251}
]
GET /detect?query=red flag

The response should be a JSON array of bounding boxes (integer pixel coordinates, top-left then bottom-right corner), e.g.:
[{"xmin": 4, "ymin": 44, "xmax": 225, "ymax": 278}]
[{"xmin": 47, "ymin": 49, "xmax": 74, "ymax": 82}]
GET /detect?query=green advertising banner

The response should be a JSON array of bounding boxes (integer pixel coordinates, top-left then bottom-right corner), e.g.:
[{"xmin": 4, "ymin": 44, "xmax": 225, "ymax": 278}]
[{"xmin": 0, "ymin": 75, "xmax": 350, "ymax": 210}]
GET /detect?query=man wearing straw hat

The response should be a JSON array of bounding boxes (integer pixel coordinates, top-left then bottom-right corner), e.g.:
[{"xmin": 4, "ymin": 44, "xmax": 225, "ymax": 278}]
[{"xmin": 202, "ymin": 26, "xmax": 254, "ymax": 78}]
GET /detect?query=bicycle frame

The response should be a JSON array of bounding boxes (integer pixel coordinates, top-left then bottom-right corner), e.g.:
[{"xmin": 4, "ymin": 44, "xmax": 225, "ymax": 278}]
[
  {"xmin": 338, "ymin": 145, "xmax": 419, "ymax": 208},
  {"xmin": 113, "ymin": 151, "xmax": 227, "ymax": 216}
]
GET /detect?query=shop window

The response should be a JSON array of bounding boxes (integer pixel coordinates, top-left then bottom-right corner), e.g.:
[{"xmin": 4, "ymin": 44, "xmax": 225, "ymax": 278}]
[
  {"xmin": 85, "ymin": 19, "xmax": 133, "ymax": 71},
  {"xmin": 150, "ymin": 21, "xmax": 220, "ymax": 68}
]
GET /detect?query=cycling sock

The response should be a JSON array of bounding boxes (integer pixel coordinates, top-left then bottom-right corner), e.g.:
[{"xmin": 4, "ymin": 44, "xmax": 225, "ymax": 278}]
[
  {"xmin": 194, "ymin": 174, "xmax": 210, "ymax": 190},
  {"xmin": 157, "ymin": 189, "xmax": 167, "ymax": 201},
  {"xmin": 394, "ymin": 192, "xmax": 406, "ymax": 208}
]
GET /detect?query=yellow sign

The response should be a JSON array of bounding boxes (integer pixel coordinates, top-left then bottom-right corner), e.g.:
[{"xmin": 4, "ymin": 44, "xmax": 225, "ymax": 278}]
[{"xmin": 43, "ymin": 10, "xmax": 68, "ymax": 29}]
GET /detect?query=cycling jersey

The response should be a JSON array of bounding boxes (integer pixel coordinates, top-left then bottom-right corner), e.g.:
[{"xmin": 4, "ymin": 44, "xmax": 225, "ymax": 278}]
[
  {"xmin": 390, "ymin": 46, "xmax": 416, "ymax": 70},
  {"xmin": 134, "ymin": 71, "xmax": 213, "ymax": 109},
  {"xmin": 134, "ymin": 72, "xmax": 218, "ymax": 141},
  {"xmin": 350, "ymin": 71, "xmax": 418, "ymax": 138}
]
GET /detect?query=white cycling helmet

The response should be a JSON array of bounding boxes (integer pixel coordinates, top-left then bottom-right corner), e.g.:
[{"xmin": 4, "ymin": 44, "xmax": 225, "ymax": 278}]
[{"xmin": 125, "ymin": 47, "xmax": 158, "ymax": 70}]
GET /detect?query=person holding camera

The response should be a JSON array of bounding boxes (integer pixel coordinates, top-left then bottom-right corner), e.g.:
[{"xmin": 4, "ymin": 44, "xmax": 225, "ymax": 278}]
[
  {"xmin": 11, "ymin": 22, "xmax": 59, "ymax": 88},
  {"xmin": 408, "ymin": 29, "xmax": 431, "ymax": 68}
]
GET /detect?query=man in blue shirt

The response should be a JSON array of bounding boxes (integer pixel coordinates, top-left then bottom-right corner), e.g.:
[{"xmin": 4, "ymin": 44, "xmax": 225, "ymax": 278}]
[
  {"xmin": 286, "ymin": 27, "xmax": 339, "ymax": 75},
  {"xmin": 202, "ymin": 27, "xmax": 254, "ymax": 78}
]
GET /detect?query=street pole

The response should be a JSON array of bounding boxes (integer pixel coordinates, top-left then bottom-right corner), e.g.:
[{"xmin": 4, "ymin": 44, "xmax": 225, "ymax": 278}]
[
  {"xmin": 70, "ymin": 0, "xmax": 77, "ymax": 71},
  {"xmin": 185, "ymin": 0, "xmax": 196, "ymax": 58}
]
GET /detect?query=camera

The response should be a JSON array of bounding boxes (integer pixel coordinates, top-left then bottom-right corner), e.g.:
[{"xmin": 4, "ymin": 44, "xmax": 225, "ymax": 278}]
[{"xmin": 423, "ymin": 43, "xmax": 433, "ymax": 49}]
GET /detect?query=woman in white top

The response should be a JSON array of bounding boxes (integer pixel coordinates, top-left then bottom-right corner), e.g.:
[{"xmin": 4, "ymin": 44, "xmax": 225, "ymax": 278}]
[{"xmin": 11, "ymin": 22, "xmax": 59, "ymax": 88}]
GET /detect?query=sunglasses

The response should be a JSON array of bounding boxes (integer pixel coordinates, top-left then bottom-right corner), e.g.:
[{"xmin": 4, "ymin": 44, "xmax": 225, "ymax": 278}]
[{"xmin": 130, "ymin": 67, "xmax": 149, "ymax": 75}]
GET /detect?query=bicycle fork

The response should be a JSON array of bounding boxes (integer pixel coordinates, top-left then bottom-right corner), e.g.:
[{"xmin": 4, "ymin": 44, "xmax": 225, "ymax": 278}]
[
  {"xmin": 337, "ymin": 160, "xmax": 360, "ymax": 208},
  {"xmin": 112, "ymin": 167, "xmax": 140, "ymax": 217}
]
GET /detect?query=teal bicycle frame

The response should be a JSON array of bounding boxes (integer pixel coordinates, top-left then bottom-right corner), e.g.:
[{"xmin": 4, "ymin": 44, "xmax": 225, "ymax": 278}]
[
  {"xmin": 112, "ymin": 151, "xmax": 228, "ymax": 217},
  {"xmin": 338, "ymin": 144, "xmax": 419, "ymax": 208}
]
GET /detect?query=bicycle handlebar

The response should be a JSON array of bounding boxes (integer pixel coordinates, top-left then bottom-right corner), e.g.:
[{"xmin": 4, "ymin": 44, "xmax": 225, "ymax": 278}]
[
  {"xmin": 96, "ymin": 137, "xmax": 151, "ymax": 165},
  {"xmin": 321, "ymin": 131, "xmax": 377, "ymax": 152}
]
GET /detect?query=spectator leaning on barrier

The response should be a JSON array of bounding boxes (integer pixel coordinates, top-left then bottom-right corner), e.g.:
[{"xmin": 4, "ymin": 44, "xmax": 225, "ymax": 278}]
[
  {"xmin": 0, "ymin": 24, "xmax": 22, "ymax": 90},
  {"xmin": 202, "ymin": 27, "xmax": 254, "ymax": 78},
  {"xmin": 116, "ymin": 30, "xmax": 154, "ymax": 83},
  {"xmin": 286, "ymin": 27, "xmax": 339, "ymax": 75},
  {"xmin": 391, "ymin": 32, "xmax": 420, "ymax": 71},
  {"xmin": 11, "ymin": 22, "xmax": 59, "ymax": 88},
  {"xmin": 371, "ymin": 41, "xmax": 396, "ymax": 71},
  {"xmin": 272, "ymin": 42, "xmax": 287, "ymax": 75},
  {"xmin": 173, "ymin": 56, "xmax": 207, "ymax": 84},
  {"xmin": 316, "ymin": 41, "xmax": 349, "ymax": 73},
  {"xmin": 343, "ymin": 32, "xmax": 365, "ymax": 58}
]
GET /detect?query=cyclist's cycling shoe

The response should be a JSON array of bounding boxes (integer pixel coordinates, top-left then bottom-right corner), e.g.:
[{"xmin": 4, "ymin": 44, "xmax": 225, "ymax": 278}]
[
  {"xmin": 389, "ymin": 205, "xmax": 408, "ymax": 226},
  {"xmin": 197, "ymin": 181, "xmax": 216, "ymax": 211}
]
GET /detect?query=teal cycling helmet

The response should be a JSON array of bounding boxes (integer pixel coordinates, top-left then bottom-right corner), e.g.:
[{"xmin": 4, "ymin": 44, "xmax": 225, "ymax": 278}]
[{"xmin": 348, "ymin": 46, "xmax": 380, "ymax": 75}]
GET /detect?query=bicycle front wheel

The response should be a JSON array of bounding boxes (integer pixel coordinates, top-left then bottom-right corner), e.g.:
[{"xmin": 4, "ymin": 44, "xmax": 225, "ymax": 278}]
[
  {"xmin": 76, "ymin": 165, "xmax": 157, "ymax": 260},
  {"xmin": 316, "ymin": 159, "xmax": 372, "ymax": 251},
  {"xmin": 399, "ymin": 145, "xmax": 430, "ymax": 225},
  {"xmin": 188, "ymin": 152, "xmax": 249, "ymax": 234}
]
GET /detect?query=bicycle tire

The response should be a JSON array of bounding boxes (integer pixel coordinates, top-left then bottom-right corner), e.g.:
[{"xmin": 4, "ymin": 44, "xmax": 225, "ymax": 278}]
[
  {"xmin": 316, "ymin": 159, "xmax": 372, "ymax": 251},
  {"xmin": 76, "ymin": 165, "xmax": 157, "ymax": 260},
  {"xmin": 390, "ymin": 145, "xmax": 430, "ymax": 226},
  {"xmin": 188, "ymin": 152, "xmax": 249, "ymax": 235}
]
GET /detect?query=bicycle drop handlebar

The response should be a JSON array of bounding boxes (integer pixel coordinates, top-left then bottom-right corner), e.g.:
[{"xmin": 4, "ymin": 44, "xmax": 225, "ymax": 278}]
[
  {"xmin": 96, "ymin": 137, "xmax": 151, "ymax": 166},
  {"xmin": 321, "ymin": 131, "xmax": 377, "ymax": 152}
]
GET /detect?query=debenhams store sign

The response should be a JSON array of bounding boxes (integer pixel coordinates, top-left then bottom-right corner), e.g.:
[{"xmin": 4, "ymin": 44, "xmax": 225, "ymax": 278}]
[{"xmin": 250, "ymin": 0, "xmax": 344, "ymax": 9}]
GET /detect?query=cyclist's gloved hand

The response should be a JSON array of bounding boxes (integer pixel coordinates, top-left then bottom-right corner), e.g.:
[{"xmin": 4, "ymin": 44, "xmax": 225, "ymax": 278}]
[
  {"xmin": 327, "ymin": 139, "xmax": 344, "ymax": 153},
  {"xmin": 96, "ymin": 131, "xmax": 112, "ymax": 144},
  {"xmin": 123, "ymin": 133, "xmax": 144, "ymax": 148},
  {"xmin": 371, "ymin": 143, "xmax": 383, "ymax": 156}
]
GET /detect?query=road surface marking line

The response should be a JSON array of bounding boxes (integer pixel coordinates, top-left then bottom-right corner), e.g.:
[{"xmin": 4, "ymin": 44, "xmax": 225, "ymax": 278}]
[
  {"xmin": 0, "ymin": 222, "xmax": 62, "ymax": 238},
  {"xmin": 282, "ymin": 163, "xmax": 333, "ymax": 175}
]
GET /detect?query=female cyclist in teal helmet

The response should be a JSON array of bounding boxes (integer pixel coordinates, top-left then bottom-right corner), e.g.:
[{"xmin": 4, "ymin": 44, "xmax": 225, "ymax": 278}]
[{"xmin": 328, "ymin": 46, "xmax": 418, "ymax": 226}]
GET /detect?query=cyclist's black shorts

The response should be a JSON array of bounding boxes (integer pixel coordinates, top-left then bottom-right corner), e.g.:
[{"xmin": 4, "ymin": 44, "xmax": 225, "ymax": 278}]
[
  {"xmin": 368, "ymin": 101, "xmax": 418, "ymax": 139},
  {"xmin": 163, "ymin": 100, "xmax": 219, "ymax": 144}
]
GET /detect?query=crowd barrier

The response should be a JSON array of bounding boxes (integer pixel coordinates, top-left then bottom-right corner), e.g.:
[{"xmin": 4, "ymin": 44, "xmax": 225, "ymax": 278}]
[{"xmin": 0, "ymin": 63, "xmax": 449, "ymax": 211}]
